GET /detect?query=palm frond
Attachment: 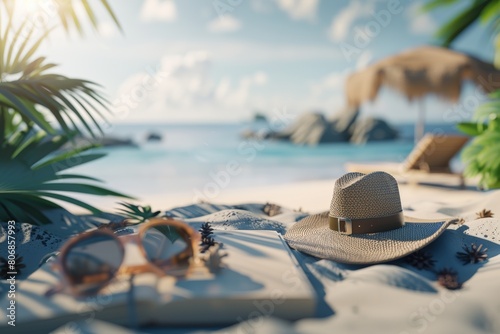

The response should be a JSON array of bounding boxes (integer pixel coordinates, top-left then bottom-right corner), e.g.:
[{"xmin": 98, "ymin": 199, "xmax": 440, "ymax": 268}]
[
  {"xmin": 480, "ymin": 0, "xmax": 500, "ymax": 23},
  {"xmin": 435, "ymin": 0, "xmax": 491, "ymax": 47},
  {"xmin": 0, "ymin": 1, "xmax": 129, "ymax": 224},
  {"xmin": 421, "ymin": 0, "xmax": 461, "ymax": 12},
  {"xmin": 424, "ymin": 0, "xmax": 500, "ymax": 48},
  {"xmin": 0, "ymin": 67, "xmax": 110, "ymax": 137},
  {"xmin": 0, "ymin": 130, "xmax": 134, "ymax": 225},
  {"xmin": 0, "ymin": 1, "xmax": 119, "ymax": 137},
  {"xmin": 427, "ymin": 0, "xmax": 500, "ymax": 189},
  {"xmin": 117, "ymin": 202, "xmax": 161, "ymax": 224}
]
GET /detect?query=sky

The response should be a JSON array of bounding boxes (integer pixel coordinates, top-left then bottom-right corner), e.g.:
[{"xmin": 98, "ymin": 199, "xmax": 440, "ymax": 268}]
[{"xmin": 27, "ymin": 0, "xmax": 499, "ymax": 124}]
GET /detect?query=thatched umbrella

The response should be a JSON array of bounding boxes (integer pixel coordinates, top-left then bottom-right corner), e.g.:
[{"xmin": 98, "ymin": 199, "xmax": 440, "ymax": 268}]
[{"xmin": 345, "ymin": 46, "xmax": 500, "ymax": 142}]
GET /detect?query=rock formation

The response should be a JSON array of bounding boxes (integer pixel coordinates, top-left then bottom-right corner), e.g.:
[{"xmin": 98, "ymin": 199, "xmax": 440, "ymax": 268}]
[
  {"xmin": 241, "ymin": 106, "xmax": 398, "ymax": 145},
  {"xmin": 349, "ymin": 117, "xmax": 398, "ymax": 144}
]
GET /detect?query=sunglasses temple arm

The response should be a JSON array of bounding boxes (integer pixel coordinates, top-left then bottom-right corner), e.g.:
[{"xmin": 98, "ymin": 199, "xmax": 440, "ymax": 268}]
[{"xmin": 127, "ymin": 274, "xmax": 140, "ymax": 330}]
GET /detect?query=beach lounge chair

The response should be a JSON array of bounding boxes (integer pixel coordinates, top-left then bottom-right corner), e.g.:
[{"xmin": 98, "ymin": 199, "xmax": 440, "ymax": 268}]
[{"xmin": 345, "ymin": 134, "xmax": 469, "ymax": 188}]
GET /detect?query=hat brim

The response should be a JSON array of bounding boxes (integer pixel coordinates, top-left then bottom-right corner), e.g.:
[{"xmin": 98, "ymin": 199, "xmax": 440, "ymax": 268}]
[{"xmin": 284, "ymin": 211, "xmax": 455, "ymax": 264}]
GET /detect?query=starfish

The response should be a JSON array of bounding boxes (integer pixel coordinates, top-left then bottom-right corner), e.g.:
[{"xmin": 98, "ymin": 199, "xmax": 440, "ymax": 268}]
[
  {"xmin": 456, "ymin": 243, "xmax": 488, "ymax": 265},
  {"xmin": 405, "ymin": 250, "xmax": 436, "ymax": 270}
]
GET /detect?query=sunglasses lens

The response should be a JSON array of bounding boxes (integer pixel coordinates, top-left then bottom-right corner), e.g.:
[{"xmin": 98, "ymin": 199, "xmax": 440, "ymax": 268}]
[
  {"xmin": 142, "ymin": 225, "xmax": 190, "ymax": 264},
  {"xmin": 63, "ymin": 234, "xmax": 123, "ymax": 294}
]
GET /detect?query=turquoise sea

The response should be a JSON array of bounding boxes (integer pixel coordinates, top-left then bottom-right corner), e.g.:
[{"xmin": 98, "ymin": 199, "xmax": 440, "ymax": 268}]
[{"xmin": 71, "ymin": 122, "xmax": 463, "ymax": 200}]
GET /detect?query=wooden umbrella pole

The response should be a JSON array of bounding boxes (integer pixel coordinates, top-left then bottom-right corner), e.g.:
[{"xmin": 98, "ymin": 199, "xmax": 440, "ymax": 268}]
[{"xmin": 415, "ymin": 100, "xmax": 426, "ymax": 144}]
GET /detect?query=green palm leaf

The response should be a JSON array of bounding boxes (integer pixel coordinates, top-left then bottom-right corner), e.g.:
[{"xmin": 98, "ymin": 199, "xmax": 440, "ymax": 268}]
[
  {"xmin": 117, "ymin": 202, "xmax": 161, "ymax": 224},
  {"xmin": 0, "ymin": 1, "xmax": 120, "ymax": 138},
  {"xmin": 436, "ymin": 0, "xmax": 490, "ymax": 47},
  {"xmin": 427, "ymin": 0, "xmax": 500, "ymax": 189},
  {"xmin": 0, "ymin": 131, "xmax": 134, "ymax": 225},
  {"xmin": 0, "ymin": 1, "xmax": 130, "ymax": 224},
  {"xmin": 421, "ymin": 0, "xmax": 460, "ymax": 12},
  {"xmin": 424, "ymin": 0, "xmax": 499, "ymax": 60}
]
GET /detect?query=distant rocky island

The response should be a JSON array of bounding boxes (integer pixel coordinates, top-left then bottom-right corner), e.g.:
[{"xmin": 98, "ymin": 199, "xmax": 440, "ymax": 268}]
[
  {"xmin": 62, "ymin": 135, "xmax": 138, "ymax": 149},
  {"xmin": 146, "ymin": 132, "xmax": 163, "ymax": 142},
  {"xmin": 242, "ymin": 107, "xmax": 397, "ymax": 145},
  {"xmin": 252, "ymin": 112, "xmax": 268, "ymax": 122},
  {"xmin": 63, "ymin": 130, "xmax": 164, "ymax": 150}
]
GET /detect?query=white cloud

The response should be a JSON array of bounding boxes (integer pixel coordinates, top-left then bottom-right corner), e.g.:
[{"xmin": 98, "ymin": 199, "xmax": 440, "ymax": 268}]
[
  {"xmin": 275, "ymin": 0, "xmax": 319, "ymax": 21},
  {"xmin": 216, "ymin": 71, "xmax": 268, "ymax": 107},
  {"xmin": 107, "ymin": 40, "xmax": 344, "ymax": 64},
  {"xmin": 250, "ymin": 0, "xmax": 319, "ymax": 21},
  {"xmin": 310, "ymin": 50, "xmax": 372, "ymax": 103},
  {"xmin": 113, "ymin": 52, "xmax": 268, "ymax": 122},
  {"xmin": 206, "ymin": 41, "xmax": 342, "ymax": 62},
  {"xmin": 308, "ymin": 69, "xmax": 352, "ymax": 113},
  {"xmin": 311, "ymin": 71, "xmax": 347, "ymax": 96},
  {"xmin": 328, "ymin": 1, "xmax": 375, "ymax": 42},
  {"xmin": 141, "ymin": 0, "xmax": 177, "ymax": 22},
  {"xmin": 407, "ymin": 3, "xmax": 437, "ymax": 34},
  {"xmin": 208, "ymin": 15, "xmax": 242, "ymax": 33},
  {"xmin": 253, "ymin": 71, "xmax": 268, "ymax": 85}
]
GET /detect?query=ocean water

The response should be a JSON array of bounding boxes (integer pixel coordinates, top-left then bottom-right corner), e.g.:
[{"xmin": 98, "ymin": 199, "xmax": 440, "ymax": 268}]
[{"xmin": 70, "ymin": 122, "xmax": 463, "ymax": 200}]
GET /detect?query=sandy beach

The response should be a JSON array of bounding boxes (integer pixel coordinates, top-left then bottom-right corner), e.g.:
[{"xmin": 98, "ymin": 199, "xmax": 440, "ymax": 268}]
[
  {"xmin": 3, "ymin": 1, "xmax": 500, "ymax": 333},
  {"xmin": 66, "ymin": 175, "xmax": 485, "ymax": 216},
  {"xmin": 2, "ymin": 176, "xmax": 500, "ymax": 333}
]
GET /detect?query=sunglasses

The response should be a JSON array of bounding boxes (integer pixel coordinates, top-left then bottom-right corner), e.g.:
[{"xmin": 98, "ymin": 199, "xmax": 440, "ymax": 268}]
[{"xmin": 46, "ymin": 218, "xmax": 202, "ymax": 297}]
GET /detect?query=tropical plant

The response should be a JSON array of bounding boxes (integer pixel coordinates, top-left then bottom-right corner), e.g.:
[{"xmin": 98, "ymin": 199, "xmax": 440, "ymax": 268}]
[
  {"xmin": 0, "ymin": 1, "xmax": 130, "ymax": 224},
  {"xmin": 458, "ymin": 91, "xmax": 500, "ymax": 188},
  {"xmin": 0, "ymin": 0, "xmax": 121, "ymax": 137},
  {"xmin": 423, "ymin": 0, "xmax": 500, "ymax": 189},
  {"xmin": 422, "ymin": 0, "xmax": 500, "ymax": 66},
  {"xmin": 0, "ymin": 131, "xmax": 132, "ymax": 224},
  {"xmin": 117, "ymin": 202, "xmax": 161, "ymax": 224}
]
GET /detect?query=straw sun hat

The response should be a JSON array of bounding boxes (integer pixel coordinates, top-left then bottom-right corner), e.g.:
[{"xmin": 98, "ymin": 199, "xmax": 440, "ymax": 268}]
[{"xmin": 284, "ymin": 171, "xmax": 456, "ymax": 264}]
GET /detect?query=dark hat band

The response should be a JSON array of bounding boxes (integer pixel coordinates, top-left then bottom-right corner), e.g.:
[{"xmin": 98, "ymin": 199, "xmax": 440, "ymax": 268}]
[{"xmin": 329, "ymin": 211, "xmax": 405, "ymax": 235}]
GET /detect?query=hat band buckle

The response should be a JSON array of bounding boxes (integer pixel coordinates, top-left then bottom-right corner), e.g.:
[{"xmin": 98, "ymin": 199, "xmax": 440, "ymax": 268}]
[{"xmin": 336, "ymin": 217, "xmax": 352, "ymax": 235}]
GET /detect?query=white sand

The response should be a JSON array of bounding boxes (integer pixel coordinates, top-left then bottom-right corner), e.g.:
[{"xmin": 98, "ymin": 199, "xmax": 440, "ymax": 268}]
[
  {"xmin": 3, "ymin": 178, "xmax": 500, "ymax": 333},
  {"xmin": 67, "ymin": 178, "xmax": 484, "ymax": 215},
  {"xmin": 205, "ymin": 180, "xmax": 485, "ymax": 213}
]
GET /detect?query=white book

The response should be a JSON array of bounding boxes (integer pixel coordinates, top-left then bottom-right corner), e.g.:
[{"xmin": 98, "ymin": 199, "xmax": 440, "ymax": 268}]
[{"xmin": 0, "ymin": 230, "xmax": 316, "ymax": 333}]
